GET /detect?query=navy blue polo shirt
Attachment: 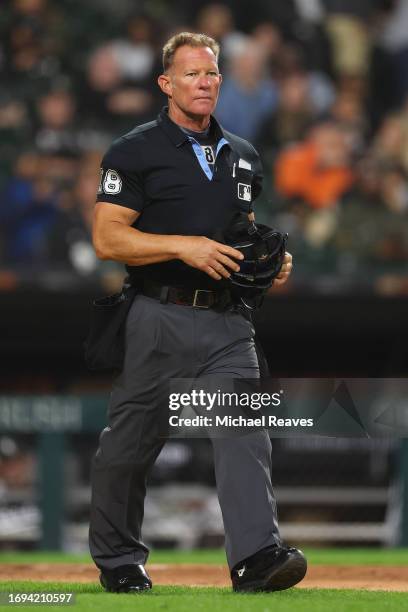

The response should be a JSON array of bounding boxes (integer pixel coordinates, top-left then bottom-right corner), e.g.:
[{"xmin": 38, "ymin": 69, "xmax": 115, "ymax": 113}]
[{"xmin": 96, "ymin": 107, "xmax": 263, "ymax": 289}]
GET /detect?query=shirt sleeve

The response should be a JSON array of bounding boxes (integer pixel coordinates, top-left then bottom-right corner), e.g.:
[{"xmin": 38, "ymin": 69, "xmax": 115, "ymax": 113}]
[{"xmin": 96, "ymin": 140, "xmax": 145, "ymax": 212}]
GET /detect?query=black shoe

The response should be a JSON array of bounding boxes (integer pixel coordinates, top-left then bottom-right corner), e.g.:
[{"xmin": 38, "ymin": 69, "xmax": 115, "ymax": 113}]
[
  {"xmin": 231, "ymin": 545, "xmax": 307, "ymax": 592},
  {"xmin": 99, "ymin": 564, "xmax": 152, "ymax": 593}
]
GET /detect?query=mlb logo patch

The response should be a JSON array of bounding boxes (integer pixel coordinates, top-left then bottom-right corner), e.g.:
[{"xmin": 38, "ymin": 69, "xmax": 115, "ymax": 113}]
[{"xmin": 238, "ymin": 183, "xmax": 251, "ymax": 202}]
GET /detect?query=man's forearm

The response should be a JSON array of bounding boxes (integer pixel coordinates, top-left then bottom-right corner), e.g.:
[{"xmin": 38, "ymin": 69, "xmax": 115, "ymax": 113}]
[
  {"xmin": 93, "ymin": 215, "xmax": 245, "ymax": 281},
  {"xmin": 94, "ymin": 220, "xmax": 183, "ymax": 265}
]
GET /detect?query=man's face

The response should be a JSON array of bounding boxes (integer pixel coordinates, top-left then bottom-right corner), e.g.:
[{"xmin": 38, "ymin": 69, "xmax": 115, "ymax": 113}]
[{"xmin": 160, "ymin": 45, "xmax": 222, "ymax": 118}]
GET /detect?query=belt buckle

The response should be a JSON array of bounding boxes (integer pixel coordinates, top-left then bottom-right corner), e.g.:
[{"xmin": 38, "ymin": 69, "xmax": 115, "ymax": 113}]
[{"xmin": 193, "ymin": 289, "xmax": 213, "ymax": 308}]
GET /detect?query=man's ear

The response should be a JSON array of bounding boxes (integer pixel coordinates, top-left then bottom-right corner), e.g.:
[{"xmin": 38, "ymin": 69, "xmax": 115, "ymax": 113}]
[{"xmin": 158, "ymin": 73, "xmax": 172, "ymax": 97}]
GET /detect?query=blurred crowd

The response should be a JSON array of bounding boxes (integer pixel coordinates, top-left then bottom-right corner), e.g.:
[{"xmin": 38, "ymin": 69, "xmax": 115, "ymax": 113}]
[{"xmin": 0, "ymin": 0, "xmax": 407, "ymax": 294}]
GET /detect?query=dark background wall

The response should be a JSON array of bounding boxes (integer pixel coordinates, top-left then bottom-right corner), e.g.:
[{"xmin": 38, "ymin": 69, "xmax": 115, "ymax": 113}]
[{"xmin": 1, "ymin": 292, "xmax": 406, "ymax": 392}]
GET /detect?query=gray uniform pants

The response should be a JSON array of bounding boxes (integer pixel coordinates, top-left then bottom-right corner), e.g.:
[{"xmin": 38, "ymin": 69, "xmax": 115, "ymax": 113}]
[{"xmin": 89, "ymin": 295, "xmax": 281, "ymax": 571}]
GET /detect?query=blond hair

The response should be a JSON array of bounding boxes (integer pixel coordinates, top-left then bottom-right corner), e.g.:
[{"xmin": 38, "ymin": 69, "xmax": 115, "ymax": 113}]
[{"xmin": 162, "ymin": 31, "xmax": 219, "ymax": 72}]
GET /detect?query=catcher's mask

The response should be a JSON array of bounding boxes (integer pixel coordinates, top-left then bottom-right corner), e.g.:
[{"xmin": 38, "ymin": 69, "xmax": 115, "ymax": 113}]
[{"xmin": 224, "ymin": 219, "xmax": 288, "ymax": 308}]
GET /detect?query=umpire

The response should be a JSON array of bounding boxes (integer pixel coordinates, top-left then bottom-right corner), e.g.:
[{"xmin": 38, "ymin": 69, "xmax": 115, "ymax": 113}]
[{"xmin": 89, "ymin": 31, "xmax": 306, "ymax": 593}]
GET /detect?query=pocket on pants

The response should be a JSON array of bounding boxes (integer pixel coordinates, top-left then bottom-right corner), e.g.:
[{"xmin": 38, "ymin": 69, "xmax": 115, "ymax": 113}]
[{"xmin": 83, "ymin": 285, "xmax": 137, "ymax": 371}]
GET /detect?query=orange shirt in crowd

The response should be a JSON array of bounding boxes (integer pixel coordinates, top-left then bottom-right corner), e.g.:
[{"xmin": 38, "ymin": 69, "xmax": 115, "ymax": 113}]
[{"xmin": 275, "ymin": 142, "xmax": 355, "ymax": 209}]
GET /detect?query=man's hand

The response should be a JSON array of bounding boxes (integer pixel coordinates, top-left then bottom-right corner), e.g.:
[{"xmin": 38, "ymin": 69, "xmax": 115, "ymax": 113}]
[
  {"xmin": 273, "ymin": 252, "xmax": 293, "ymax": 286},
  {"xmin": 177, "ymin": 236, "xmax": 244, "ymax": 280}
]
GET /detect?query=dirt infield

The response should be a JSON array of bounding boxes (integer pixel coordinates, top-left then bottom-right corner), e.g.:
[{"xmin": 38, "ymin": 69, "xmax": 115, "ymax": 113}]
[{"xmin": 0, "ymin": 563, "xmax": 407, "ymax": 591}]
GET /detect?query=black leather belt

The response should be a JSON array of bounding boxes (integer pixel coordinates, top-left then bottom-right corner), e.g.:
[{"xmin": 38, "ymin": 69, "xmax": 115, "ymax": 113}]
[{"xmin": 140, "ymin": 281, "xmax": 234, "ymax": 309}]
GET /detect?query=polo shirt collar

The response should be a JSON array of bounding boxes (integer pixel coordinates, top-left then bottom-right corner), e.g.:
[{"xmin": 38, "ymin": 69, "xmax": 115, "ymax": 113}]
[{"xmin": 157, "ymin": 106, "xmax": 229, "ymax": 148}]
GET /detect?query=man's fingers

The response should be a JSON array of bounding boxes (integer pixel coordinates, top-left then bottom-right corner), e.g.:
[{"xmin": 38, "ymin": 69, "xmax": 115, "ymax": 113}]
[
  {"xmin": 217, "ymin": 243, "xmax": 244, "ymax": 261},
  {"xmin": 203, "ymin": 258, "xmax": 233, "ymax": 280},
  {"xmin": 277, "ymin": 253, "xmax": 293, "ymax": 276},
  {"xmin": 273, "ymin": 254, "xmax": 293, "ymax": 286},
  {"xmin": 211, "ymin": 261, "xmax": 231, "ymax": 279},
  {"xmin": 204, "ymin": 266, "xmax": 222, "ymax": 280},
  {"xmin": 213, "ymin": 262, "xmax": 231, "ymax": 278},
  {"xmin": 216, "ymin": 253, "xmax": 241, "ymax": 273},
  {"xmin": 279, "ymin": 261, "xmax": 292, "ymax": 275}
]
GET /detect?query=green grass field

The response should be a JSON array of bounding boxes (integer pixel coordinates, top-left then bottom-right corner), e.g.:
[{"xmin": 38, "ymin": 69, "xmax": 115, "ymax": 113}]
[
  {"xmin": 1, "ymin": 582, "xmax": 408, "ymax": 612},
  {"xmin": 1, "ymin": 547, "xmax": 408, "ymax": 565},
  {"xmin": 1, "ymin": 549, "xmax": 408, "ymax": 611}
]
